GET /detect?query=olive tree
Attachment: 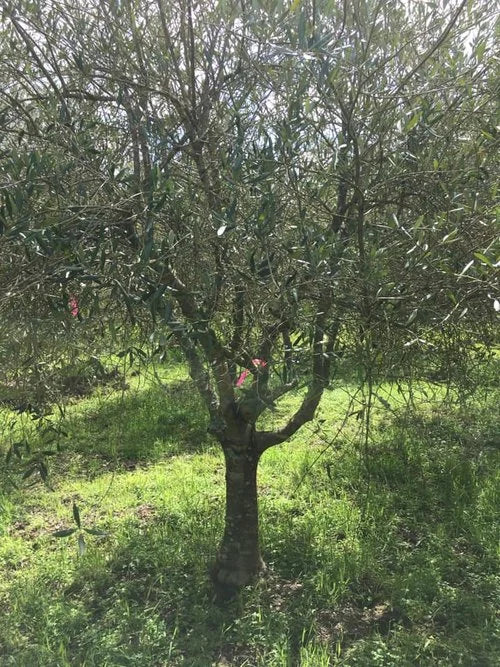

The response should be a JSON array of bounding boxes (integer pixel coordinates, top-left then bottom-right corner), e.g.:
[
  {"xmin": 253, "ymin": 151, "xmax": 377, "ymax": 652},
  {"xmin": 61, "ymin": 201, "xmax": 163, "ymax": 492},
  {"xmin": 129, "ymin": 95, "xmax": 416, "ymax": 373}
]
[{"xmin": 0, "ymin": 0, "xmax": 497, "ymax": 591}]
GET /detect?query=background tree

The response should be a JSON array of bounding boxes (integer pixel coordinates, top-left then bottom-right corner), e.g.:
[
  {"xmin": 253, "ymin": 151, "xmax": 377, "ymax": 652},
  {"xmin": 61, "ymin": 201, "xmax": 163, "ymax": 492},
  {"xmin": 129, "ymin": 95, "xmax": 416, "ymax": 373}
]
[{"xmin": 0, "ymin": 0, "xmax": 498, "ymax": 591}]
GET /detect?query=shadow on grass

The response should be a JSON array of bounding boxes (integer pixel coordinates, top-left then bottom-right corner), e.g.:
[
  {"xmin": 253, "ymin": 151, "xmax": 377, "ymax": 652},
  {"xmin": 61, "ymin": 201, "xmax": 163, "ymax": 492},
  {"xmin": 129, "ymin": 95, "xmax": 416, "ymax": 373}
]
[
  {"xmin": 63, "ymin": 378, "xmax": 215, "ymax": 465},
  {"xmin": 5, "ymin": 443, "xmax": 498, "ymax": 667},
  {"xmin": 2, "ymin": 396, "xmax": 498, "ymax": 665}
]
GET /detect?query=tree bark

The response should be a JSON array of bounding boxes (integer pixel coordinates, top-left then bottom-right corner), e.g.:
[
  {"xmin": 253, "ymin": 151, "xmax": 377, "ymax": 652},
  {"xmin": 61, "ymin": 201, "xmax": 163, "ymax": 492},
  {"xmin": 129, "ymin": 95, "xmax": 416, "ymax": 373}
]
[{"xmin": 212, "ymin": 446, "xmax": 265, "ymax": 592}]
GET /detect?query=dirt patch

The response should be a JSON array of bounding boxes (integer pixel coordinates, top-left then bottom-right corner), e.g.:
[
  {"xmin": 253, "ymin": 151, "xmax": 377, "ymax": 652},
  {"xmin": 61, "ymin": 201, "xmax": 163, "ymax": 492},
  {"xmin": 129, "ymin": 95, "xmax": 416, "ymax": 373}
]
[
  {"xmin": 212, "ymin": 643, "xmax": 254, "ymax": 667},
  {"xmin": 317, "ymin": 601, "xmax": 411, "ymax": 644},
  {"xmin": 136, "ymin": 503, "xmax": 156, "ymax": 523},
  {"xmin": 267, "ymin": 577, "xmax": 304, "ymax": 612}
]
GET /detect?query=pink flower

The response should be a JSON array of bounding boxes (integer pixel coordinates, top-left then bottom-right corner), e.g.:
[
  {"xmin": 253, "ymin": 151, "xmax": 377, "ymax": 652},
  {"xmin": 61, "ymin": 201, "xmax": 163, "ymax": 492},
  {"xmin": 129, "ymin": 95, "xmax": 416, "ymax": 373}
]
[
  {"xmin": 69, "ymin": 295, "xmax": 79, "ymax": 318},
  {"xmin": 235, "ymin": 369, "xmax": 250, "ymax": 387},
  {"xmin": 235, "ymin": 358, "xmax": 267, "ymax": 387}
]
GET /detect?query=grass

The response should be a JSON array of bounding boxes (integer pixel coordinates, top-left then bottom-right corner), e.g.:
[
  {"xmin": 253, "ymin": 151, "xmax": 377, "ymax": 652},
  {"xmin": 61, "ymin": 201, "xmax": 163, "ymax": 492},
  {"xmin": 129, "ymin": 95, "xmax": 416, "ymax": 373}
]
[{"xmin": 0, "ymin": 360, "xmax": 499, "ymax": 665}]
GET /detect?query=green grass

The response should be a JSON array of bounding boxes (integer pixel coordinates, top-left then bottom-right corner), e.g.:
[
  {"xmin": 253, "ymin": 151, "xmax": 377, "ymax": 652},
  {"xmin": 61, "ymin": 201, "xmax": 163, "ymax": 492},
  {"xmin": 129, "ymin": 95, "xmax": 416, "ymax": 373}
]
[{"xmin": 0, "ymin": 362, "xmax": 498, "ymax": 665}]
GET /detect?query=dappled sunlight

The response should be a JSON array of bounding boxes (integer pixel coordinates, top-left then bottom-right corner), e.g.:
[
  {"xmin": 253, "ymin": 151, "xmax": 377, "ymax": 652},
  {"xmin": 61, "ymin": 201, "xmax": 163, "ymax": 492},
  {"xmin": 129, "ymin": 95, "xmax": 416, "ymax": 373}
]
[
  {"xmin": 1, "ymin": 381, "xmax": 497, "ymax": 664},
  {"xmin": 0, "ymin": 0, "xmax": 497, "ymax": 660}
]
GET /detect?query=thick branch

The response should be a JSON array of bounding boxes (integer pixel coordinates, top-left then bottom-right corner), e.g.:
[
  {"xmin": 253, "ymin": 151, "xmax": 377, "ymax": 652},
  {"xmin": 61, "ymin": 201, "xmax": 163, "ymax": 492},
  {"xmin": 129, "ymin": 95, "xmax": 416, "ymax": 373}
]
[
  {"xmin": 255, "ymin": 300, "xmax": 333, "ymax": 452},
  {"xmin": 166, "ymin": 313, "xmax": 220, "ymax": 423},
  {"xmin": 159, "ymin": 263, "xmax": 235, "ymax": 409}
]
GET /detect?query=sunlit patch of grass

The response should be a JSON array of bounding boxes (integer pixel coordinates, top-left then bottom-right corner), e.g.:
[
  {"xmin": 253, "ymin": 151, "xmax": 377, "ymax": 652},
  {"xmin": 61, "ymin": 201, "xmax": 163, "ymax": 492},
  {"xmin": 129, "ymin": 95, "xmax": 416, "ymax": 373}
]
[{"xmin": 0, "ymin": 362, "xmax": 498, "ymax": 665}]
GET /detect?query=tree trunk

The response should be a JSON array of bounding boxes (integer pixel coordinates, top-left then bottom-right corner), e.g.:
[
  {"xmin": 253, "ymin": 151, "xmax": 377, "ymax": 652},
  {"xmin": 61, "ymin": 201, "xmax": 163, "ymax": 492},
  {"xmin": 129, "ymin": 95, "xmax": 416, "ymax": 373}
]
[{"xmin": 212, "ymin": 447, "xmax": 265, "ymax": 592}]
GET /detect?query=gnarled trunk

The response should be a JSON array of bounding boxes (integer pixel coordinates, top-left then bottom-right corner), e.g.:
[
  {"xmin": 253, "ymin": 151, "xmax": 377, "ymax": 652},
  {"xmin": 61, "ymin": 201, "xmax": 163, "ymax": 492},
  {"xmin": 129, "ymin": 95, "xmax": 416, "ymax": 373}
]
[{"xmin": 212, "ymin": 447, "xmax": 265, "ymax": 592}]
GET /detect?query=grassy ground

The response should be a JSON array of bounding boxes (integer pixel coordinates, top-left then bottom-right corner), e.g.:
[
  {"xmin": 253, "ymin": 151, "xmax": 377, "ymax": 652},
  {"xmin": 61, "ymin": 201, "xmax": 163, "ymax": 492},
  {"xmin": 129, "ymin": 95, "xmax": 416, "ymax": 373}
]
[{"xmin": 0, "ymin": 362, "xmax": 498, "ymax": 666}]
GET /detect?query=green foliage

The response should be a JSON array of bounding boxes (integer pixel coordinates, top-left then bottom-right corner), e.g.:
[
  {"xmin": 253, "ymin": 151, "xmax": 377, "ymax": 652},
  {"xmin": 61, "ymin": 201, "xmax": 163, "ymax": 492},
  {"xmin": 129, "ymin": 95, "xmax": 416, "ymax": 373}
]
[{"xmin": 0, "ymin": 0, "xmax": 498, "ymax": 427}]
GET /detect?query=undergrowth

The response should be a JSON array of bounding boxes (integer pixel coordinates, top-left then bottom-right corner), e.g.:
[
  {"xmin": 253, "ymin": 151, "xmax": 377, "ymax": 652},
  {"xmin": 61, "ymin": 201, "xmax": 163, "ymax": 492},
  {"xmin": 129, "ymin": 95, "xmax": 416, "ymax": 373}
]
[{"xmin": 0, "ymin": 361, "xmax": 498, "ymax": 666}]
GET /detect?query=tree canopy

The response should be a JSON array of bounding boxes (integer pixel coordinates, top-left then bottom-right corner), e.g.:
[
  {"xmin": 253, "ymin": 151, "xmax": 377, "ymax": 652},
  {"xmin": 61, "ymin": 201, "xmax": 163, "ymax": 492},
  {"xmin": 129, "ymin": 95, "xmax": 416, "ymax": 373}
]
[{"xmin": 0, "ymin": 0, "xmax": 498, "ymax": 589}]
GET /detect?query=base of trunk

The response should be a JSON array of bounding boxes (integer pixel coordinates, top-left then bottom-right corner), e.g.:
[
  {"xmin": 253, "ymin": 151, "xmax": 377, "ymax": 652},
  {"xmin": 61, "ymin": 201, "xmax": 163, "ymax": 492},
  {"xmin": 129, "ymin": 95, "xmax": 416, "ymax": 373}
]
[{"xmin": 211, "ymin": 554, "xmax": 266, "ymax": 597}]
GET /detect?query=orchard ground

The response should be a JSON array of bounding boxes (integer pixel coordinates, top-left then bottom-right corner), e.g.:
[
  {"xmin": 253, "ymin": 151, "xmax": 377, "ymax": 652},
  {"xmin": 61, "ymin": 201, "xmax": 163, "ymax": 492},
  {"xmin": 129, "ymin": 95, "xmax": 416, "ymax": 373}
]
[{"xmin": 0, "ymin": 359, "xmax": 498, "ymax": 666}]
